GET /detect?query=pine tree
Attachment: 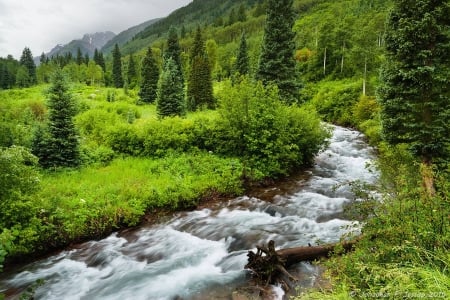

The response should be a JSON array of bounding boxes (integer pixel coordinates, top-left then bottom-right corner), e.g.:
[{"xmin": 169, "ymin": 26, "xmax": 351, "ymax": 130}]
[
  {"xmin": 127, "ymin": 53, "xmax": 137, "ymax": 88},
  {"xmin": 19, "ymin": 47, "xmax": 37, "ymax": 84},
  {"xmin": 99, "ymin": 52, "xmax": 106, "ymax": 72},
  {"xmin": 165, "ymin": 27, "xmax": 184, "ymax": 80},
  {"xmin": 139, "ymin": 47, "xmax": 159, "ymax": 103},
  {"xmin": 157, "ymin": 58, "xmax": 185, "ymax": 118},
  {"xmin": 256, "ymin": 0, "xmax": 299, "ymax": 104},
  {"xmin": 112, "ymin": 44, "xmax": 124, "ymax": 88},
  {"xmin": 377, "ymin": 0, "xmax": 450, "ymax": 193},
  {"xmin": 94, "ymin": 49, "xmax": 106, "ymax": 72},
  {"xmin": 33, "ymin": 68, "xmax": 79, "ymax": 168},
  {"xmin": 235, "ymin": 32, "xmax": 250, "ymax": 75},
  {"xmin": 76, "ymin": 47, "xmax": 83, "ymax": 65},
  {"xmin": 187, "ymin": 27, "xmax": 214, "ymax": 111},
  {"xmin": 84, "ymin": 53, "xmax": 89, "ymax": 65},
  {"xmin": 40, "ymin": 53, "xmax": 47, "ymax": 65},
  {"xmin": 93, "ymin": 48, "xmax": 99, "ymax": 64}
]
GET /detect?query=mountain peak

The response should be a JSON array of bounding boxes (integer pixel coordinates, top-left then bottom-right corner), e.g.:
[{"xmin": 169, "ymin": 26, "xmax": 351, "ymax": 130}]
[{"xmin": 45, "ymin": 31, "xmax": 116, "ymax": 60}]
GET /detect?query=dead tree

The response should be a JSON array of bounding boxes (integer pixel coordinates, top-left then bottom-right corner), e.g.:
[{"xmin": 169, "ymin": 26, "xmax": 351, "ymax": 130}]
[{"xmin": 245, "ymin": 239, "xmax": 358, "ymax": 289}]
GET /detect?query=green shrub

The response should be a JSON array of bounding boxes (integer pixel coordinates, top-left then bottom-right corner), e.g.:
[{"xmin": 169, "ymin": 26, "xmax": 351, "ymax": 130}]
[
  {"xmin": 352, "ymin": 95, "xmax": 379, "ymax": 125},
  {"xmin": 141, "ymin": 118, "xmax": 195, "ymax": 156},
  {"xmin": 75, "ymin": 108, "xmax": 123, "ymax": 144},
  {"xmin": 216, "ymin": 78, "xmax": 329, "ymax": 179},
  {"xmin": 80, "ymin": 143, "xmax": 116, "ymax": 166},
  {"xmin": 0, "ymin": 146, "xmax": 40, "ymax": 228},
  {"xmin": 310, "ymin": 80, "xmax": 361, "ymax": 125}
]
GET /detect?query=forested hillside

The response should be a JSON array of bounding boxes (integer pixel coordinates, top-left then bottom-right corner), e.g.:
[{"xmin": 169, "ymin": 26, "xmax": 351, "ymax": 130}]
[{"xmin": 1, "ymin": 0, "xmax": 449, "ymax": 298}]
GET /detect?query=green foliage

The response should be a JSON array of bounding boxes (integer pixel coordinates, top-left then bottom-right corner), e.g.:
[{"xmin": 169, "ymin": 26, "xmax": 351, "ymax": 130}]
[
  {"xmin": 15, "ymin": 66, "xmax": 32, "ymax": 88},
  {"xmin": 235, "ymin": 32, "xmax": 250, "ymax": 76},
  {"xmin": 95, "ymin": 49, "xmax": 106, "ymax": 72},
  {"xmin": 157, "ymin": 58, "xmax": 186, "ymax": 118},
  {"xmin": 0, "ymin": 86, "xmax": 47, "ymax": 147},
  {"xmin": 19, "ymin": 47, "xmax": 37, "ymax": 85},
  {"xmin": 310, "ymin": 79, "xmax": 360, "ymax": 125},
  {"xmin": 377, "ymin": 0, "xmax": 450, "ymax": 163},
  {"xmin": 85, "ymin": 61, "xmax": 103, "ymax": 86},
  {"xmin": 0, "ymin": 55, "xmax": 19, "ymax": 89},
  {"xmin": 164, "ymin": 27, "xmax": 184, "ymax": 80},
  {"xmin": 187, "ymin": 27, "xmax": 215, "ymax": 111},
  {"xmin": 32, "ymin": 69, "xmax": 80, "ymax": 168},
  {"xmin": 0, "ymin": 146, "xmax": 40, "ymax": 228},
  {"xmin": 76, "ymin": 47, "xmax": 84, "ymax": 65},
  {"xmin": 216, "ymin": 78, "xmax": 329, "ymax": 179},
  {"xmin": 139, "ymin": 47, "xmax": 159, "ymax": 103},
  {"xmin": 112, "ymin": 44, "xmax": 124, "ymax": 88},
  {"xmin": 294, "ymin": 0, "xmax": 388, "ymax": 83},
  {"xmin": 127, "ymin": 54, "xmax": 137, "ymax": 88},
  {"xmin": 256, "ymin": 0, "xmax": 300, "ymax": 104}
]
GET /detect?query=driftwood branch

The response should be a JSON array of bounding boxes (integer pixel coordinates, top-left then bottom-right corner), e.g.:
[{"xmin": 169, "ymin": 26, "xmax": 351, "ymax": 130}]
[
  {"xmin": 278, "ymin": 239, "xmax": 358, "ymax": 267},
  {"xmin": 245, "ymin": 239, "xmax": 358, "ymax": 289}
]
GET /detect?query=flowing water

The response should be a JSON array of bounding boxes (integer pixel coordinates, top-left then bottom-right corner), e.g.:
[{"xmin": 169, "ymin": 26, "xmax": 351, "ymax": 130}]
[{"xmin": 0, "ymin": 125, "xmax": 377, "ymax": 300}]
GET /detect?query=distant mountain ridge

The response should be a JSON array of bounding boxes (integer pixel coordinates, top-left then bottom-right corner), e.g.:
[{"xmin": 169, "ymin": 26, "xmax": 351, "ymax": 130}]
[
  {"xmin": 43, "ymin": 31, "xmax": 116, "ymax": 60},
  {"xmin": 101, "ymin": 18, "xmax": 161, "ymax": 54}
]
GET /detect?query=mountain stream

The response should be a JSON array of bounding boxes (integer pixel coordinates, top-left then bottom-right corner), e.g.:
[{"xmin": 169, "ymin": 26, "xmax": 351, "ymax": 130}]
[{"xmin": 0, "ymin": 125, "xmax": 377, "ymax": 299}]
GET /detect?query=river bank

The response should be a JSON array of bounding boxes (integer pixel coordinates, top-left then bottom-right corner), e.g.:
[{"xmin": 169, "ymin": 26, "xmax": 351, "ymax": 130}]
[{"xmin": 1, "ymin": 126, "xmax": 377, "ymax": 299}]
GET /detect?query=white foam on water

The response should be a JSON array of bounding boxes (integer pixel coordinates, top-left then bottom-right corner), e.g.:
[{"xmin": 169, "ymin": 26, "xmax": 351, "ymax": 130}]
[{"xmin": 0, "ymin": 125, "xmax": 377, "ymax": 299}]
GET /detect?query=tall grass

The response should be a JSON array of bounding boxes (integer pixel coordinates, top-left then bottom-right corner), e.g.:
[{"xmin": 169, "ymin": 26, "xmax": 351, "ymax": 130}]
[{"xmin": 2, "ymin": 152, "xmax": 243, "ymax": 258}]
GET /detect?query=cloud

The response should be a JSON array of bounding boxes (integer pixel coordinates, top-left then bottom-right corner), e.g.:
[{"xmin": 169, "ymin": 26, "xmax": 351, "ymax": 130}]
[{"xmin": 0, "ymin": 0, "xmax": 191, "ymax": 59}]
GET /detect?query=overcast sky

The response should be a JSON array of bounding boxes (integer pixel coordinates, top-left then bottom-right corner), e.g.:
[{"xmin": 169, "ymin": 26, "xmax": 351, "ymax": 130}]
[{"xmin": 0, "ymin": 0, "xmax": 191, "ymax": 59}]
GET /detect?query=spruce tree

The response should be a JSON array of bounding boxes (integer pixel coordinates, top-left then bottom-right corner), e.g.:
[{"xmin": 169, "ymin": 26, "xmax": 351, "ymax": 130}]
[
  {"xmin": 187, "ymin": 27, "xmax": 214, "ymax": 111},
  {"xmin": 235, "ymin": 32, "xmax": 250, "ymax": 75},
  {"xmin": 33, "ymin": 68, "xmax": 79, "ymax": 168},
  {"xmin": 139, "ymin": 47, "xmax": 159, "ymax": 103},
  {"xmin": 165, "ymin": 27, "xmax": 183, "ymax": 80},
  {"xmin": 19, "ymin": 47, "xmax": 37, "ymax": 84},
  {"xmin": 99, "ymin": 52, "xmax": 106, "ymax": 72},
  {"xmin": 76, "ymin": 47, "xmax": 83, "ymax": 65},
  {"xmin": 157, "ymin": 58, "xmax": 185, "ymax": 118},
  {"xmin": 40, "ymin": 53, "xmax": 47, "ymax": 65},
  {"xmin": 256, "ymin": 0, "xmax": 299, "ymax": 104},
  {"xmin": 94, "ymin": 49, "xmax": 106, "ymax": 72},
  {"xmin": 127, "ymin": 53, "xmax": 137, "ymax": 88},
  {"xmin": 112, "ymin": 44, "xmax": 124, "ymax": 88},
  {"xmin": 93, "ymin": 49, "xmax": 99, "ymax": 65},
  {"xmin": 377, "ymin": 0, "xmax": 450, "ymax": 192}
]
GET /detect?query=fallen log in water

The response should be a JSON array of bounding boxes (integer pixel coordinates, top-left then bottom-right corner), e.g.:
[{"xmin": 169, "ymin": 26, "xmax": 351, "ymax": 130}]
[
  {"xmin": 277, "ymin": 239, "xmax": 358, "ymax": 267},
  {"xmin": 245, "ymin": 239, "xmax": 358, "ymax": 290}
]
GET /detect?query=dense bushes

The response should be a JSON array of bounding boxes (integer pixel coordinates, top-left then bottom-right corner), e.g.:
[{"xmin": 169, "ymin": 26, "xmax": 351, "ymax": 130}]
[
  {"xmin": 0, "ymin": 146, "xmax": 41, "ymax": 264},
  {"xmin": 216, "ymin": 78, "xmax": 329, "ymax": 179},
  {"xmin": 93, "ymin": 79, "xmax": 329, "ymax": 180},
  {"xmin": 309, "ymin": 79, "xmax": 361, "ymax": 125},
  {"xmin": 0, "ymin": 146, "xmax": 40, "ymax": 228}
]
